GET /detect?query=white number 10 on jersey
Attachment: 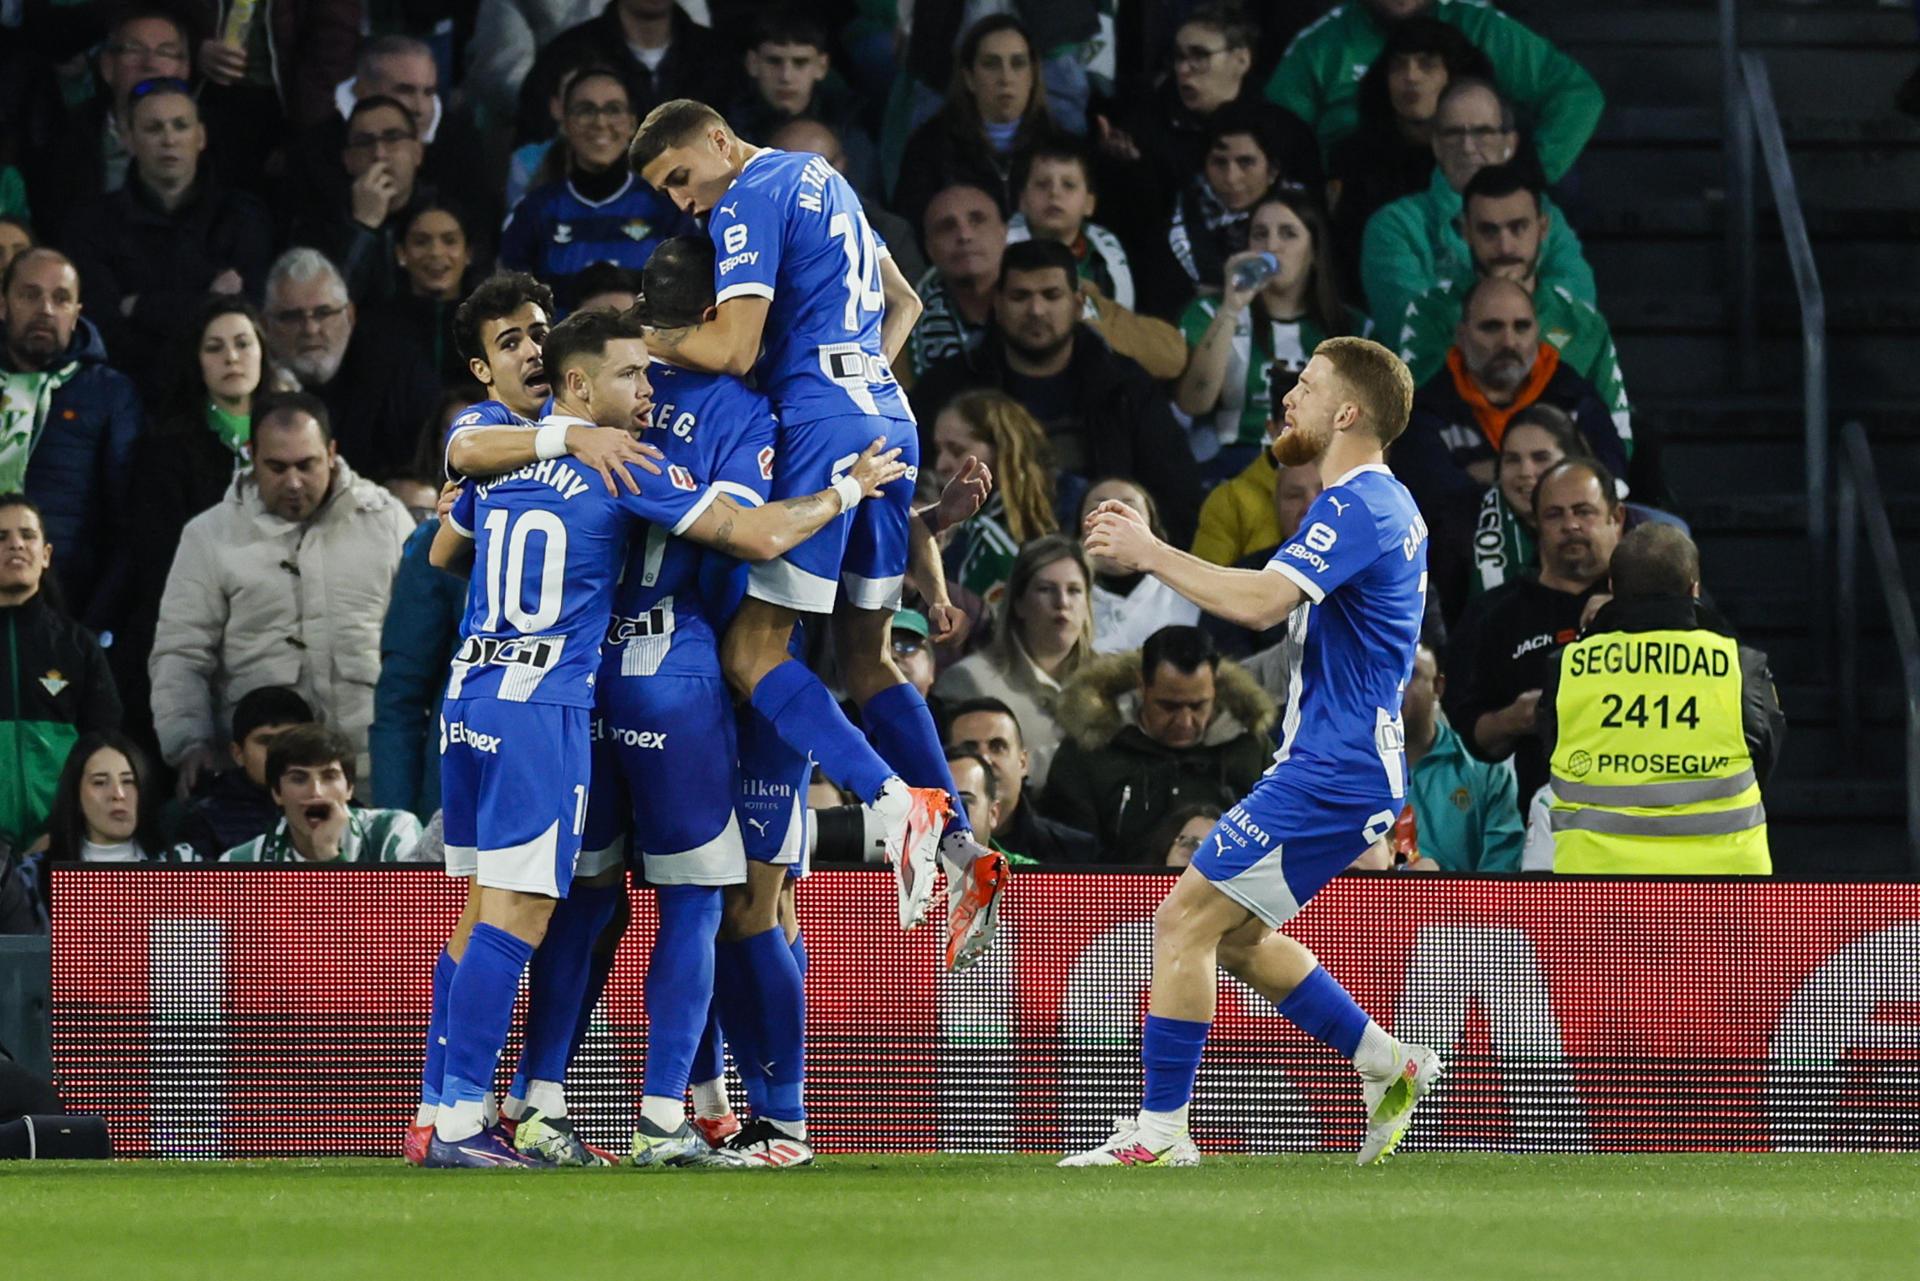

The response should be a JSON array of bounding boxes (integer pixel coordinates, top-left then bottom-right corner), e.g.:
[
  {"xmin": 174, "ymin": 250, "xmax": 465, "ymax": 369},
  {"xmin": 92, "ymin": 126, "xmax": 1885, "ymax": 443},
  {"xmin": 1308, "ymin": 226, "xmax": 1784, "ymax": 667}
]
[{"xmin": 828, "ymin": 211, "xmax": 884, "ymax": 333}]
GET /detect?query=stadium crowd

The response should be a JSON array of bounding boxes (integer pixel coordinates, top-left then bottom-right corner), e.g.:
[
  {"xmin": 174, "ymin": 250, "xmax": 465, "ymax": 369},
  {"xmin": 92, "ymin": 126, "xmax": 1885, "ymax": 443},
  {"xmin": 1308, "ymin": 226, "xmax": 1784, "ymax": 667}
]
[{"xmin": 0, "ymin": 0, "xmax": 1783, "ymax": 933}]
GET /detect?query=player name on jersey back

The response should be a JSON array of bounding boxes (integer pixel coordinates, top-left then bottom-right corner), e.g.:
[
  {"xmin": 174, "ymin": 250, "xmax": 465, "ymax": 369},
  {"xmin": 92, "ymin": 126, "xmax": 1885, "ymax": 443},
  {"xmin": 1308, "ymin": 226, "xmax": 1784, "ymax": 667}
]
[{"xmin": 709, "ymin": 148, "xmax": 914, "ymax": 426}]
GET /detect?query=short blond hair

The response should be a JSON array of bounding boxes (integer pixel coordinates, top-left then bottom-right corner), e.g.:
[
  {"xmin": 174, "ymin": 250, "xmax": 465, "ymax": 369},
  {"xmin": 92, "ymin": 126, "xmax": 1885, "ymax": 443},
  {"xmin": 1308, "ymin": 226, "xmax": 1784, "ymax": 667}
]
[{"xmin": 1314, "ymin": 336, "xmax": 1415, "ymax": 446}]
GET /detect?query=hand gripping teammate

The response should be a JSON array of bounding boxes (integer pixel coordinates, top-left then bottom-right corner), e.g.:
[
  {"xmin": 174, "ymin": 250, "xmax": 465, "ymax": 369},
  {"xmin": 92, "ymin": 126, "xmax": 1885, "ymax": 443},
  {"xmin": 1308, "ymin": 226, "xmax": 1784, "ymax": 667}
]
[
  {"xmin": 632, "ymin": 99, "xmax": 1010, "ymax": 971},
  {"xmin": 422, "ymin": 306, "xmax": 904, "ymax": 1168},
  {"xmin": 407, "ymin": 272, "xmax": 661, "ymax": 1165},
  {"xmin": 1063, "ymin": 338, "xmax": 1446, "ymax": 1168}
]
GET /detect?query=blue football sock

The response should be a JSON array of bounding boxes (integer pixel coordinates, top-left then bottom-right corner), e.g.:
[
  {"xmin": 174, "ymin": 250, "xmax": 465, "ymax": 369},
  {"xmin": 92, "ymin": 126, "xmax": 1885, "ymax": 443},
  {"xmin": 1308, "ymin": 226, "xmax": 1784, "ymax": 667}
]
[
  {"xmin": 789, "ymin": 930, "xmax": 807, "ymax": 978},
  {"xmin": 441, "ymin": 923, "xmax": 535, "ymax": 1108},
  {"xmin": 1141, "ymin": 1014, "xmax": 1211, "ymax": 1113},
  {"xmin": 1275, "ymin": 966, "xmax": 1370, "ymax": 1058},
  {"xmin": 861, "ymin": 682, "xmax": 970, "ymax": 833},
  {"xmin": 714, "ymin": 938, "xmax": 768, "ymax": 1115},
  {"xmin": 752, "ymin": 660, "xmax": 894, "ymax": 803},
  {"xmin": 566, "ymin": 943, "xmax": 620, "ymax": 1068},
  {"xmin": 692, "ymin": 1001, "xmax": 726, "ymax": 1085},
  {"xmin": 644, "ymin": 885, "xmax": 723, "ymax": 1101},
  {"xmin": 740, "ymin": 926, "xmax": 806, "ymax": 1122},
  {"xmin": 517, "ymin": 883, "xmax": 620, "ymax": 1088},
  {"xmin": 421, "ymin": 946, "xmax": 457, "ymax": 1107}
]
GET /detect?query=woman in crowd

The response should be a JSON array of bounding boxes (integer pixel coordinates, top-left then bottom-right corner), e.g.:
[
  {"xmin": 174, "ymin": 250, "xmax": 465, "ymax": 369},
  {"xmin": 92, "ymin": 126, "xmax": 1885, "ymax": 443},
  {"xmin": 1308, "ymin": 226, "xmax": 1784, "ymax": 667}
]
[
  {"xmin": 1166, "ymin": 102, "xmax": 1301, "ymax": 302},
  {"xmin": 928, "ymin": 390, "xmax": 1059, "ymax": 612},
  {"xmin": 1328, "ymin": 18, "xmax": 1494, "ymax": 291},
  {"xmin": 1175, "ymin": 188, "xmax": 1364, "ymax": 477},
  {"xmin": 894, "ymin": 15, "xmax": 1056, "ymax": 234},
  {"xmin": 500, "ymin": 65, "xmax": 689, "ymax": 311},
  {"xmin": 371, "ymin": 201, "xmax": 478, "ymax": 390},
  {"xmin": 41, "ymin": 731, "xmax": 177, "ymax": 863},
  {"xmin": 1077, "ymin": 479, "xmax": 1201, "ymax": 654},
  {"xmin": 934, "ymin": 535, "xmax": 1095, "ymax": 790}
]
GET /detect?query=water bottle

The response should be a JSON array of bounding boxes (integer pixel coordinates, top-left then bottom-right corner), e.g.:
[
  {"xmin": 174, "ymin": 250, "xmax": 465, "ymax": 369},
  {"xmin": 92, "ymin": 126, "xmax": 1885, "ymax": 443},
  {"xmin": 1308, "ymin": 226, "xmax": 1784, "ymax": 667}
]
[{"xmin": 1230, "ymin": 252, "xmax": 1279, "ymax": 293}]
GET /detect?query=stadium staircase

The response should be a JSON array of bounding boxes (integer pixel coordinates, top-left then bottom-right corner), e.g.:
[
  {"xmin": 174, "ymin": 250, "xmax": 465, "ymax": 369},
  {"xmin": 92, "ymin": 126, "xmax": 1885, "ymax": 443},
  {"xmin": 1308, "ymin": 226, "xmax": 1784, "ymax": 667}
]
[{"xmin": 1514, "ymin": 0, "xmax": 1920, "ymax": 875}]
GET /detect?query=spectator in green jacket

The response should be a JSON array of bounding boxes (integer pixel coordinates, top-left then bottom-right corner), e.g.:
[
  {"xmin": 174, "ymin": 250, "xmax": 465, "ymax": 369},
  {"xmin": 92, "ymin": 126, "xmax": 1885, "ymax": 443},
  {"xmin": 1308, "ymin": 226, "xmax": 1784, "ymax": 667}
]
[
  {"xmin": 0, "ymin": 493, "xmax": 121, "ymax": 857},
  {"xmin": 1395, "ymin": 161, "xmax": 1627, "ymax": 438},
  {"xmin": 1267, "ymin": 0, "xmax": 1603, "ymax": 185},
  {"xmin": 1402, "ymin": 640, "xmax": 1525, "ymax": 872},
  {"xmin": 219, "ymin": 723, "xmax": 424, "ymax": 864},
  {"xmin": 1360, "ymin": 78, "xmax": 1595, "ymax": 330}
]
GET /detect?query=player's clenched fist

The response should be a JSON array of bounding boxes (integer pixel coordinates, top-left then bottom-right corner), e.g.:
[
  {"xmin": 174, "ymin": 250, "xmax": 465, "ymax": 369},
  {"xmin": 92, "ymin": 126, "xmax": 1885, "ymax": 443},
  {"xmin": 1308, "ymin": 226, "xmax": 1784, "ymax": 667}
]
[{"xmin": 1082, "ymin": 498, "xmax": 1159, "ymax": 572}]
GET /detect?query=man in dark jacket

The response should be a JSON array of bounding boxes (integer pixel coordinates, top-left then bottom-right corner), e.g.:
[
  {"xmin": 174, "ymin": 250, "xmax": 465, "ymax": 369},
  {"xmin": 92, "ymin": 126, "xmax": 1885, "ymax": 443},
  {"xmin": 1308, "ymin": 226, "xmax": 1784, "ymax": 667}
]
[
  {"xmin": 175, "ymin": 685, "xmax": 315, "ymax": 861},
  {"xmin": 1042, "ymin": 625, "xmax": 1275, "ymax": 865},
  {"xmin": 911, "ymin": 239, "xmax": 1202, "ymax": 544},
  {"xmin": 288, "ymin": 94, "xmax": 439, "ymax": 306},
  {"xmin": 62, "ymin": 81, "xmax": 274, "ymax": 400},
  {"xmin": 948, "ymin": 697, "xmax": 1100, "ymax": 864},
  {"xmin": 1444, "ymin": 458, "xmax": 1625, "ymax": 818},
  {"xmin": 0, "ymin": 494, "xmax": 121, "ymax": 857},
  {"xmin": 516, "ymin": 0, "xmax": 742, "ymax": 147},
  {"xmin": 367, "ymin": 517, "xmax": 465, "ymax": 818},
  {"xmin": 260, "ymin": 247, "xmax": 439, "ymax": 481},
  {"xmin": 0, "ymin": 249, "xmax": 145, "ymax": 632}
]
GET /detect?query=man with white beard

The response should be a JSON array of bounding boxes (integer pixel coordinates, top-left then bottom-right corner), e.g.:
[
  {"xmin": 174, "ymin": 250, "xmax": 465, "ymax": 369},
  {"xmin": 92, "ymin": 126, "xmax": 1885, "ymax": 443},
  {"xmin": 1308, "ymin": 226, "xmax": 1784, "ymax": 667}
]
[{"xmin": 260, "ymin": 249, "xmax": 439, "ymax": 481}]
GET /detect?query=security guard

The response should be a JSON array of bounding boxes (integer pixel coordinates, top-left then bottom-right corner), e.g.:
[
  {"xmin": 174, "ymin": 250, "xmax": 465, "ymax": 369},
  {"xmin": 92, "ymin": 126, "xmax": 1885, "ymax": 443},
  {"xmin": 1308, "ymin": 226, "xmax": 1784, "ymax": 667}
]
[{"xmin": 1539, "ymin": 523, "xmax": 1784, "ymax": 873}]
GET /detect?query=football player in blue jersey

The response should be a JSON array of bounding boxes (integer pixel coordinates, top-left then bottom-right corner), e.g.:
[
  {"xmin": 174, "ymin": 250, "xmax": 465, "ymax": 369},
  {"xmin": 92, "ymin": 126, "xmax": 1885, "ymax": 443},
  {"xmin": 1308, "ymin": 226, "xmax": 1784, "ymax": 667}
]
[
  {"xmin": 406, "ymin": 272, "xmax": 665, "ymax": 1166},
  {"xmin": 421, "ymin": 307, "xmax": 905, "ymax": 1168},
  {"xmin": 1066, "ymin": 338, "xmax": 1447, "ymax": 1168},
  {"xmin": 632, "ymin": 99, "xmax": 1010, "ymax": 973}
]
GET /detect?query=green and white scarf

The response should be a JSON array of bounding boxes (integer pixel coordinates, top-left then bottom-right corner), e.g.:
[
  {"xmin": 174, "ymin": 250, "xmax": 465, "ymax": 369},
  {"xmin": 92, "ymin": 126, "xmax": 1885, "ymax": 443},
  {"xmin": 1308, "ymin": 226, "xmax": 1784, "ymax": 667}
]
[
  {"xmin": 1471, "ymin": 487, "xmax": 1537, "ymax": 598},
  {"xmin": 0, "ymin": 361, "xmax": 81, "ymax": 492}
]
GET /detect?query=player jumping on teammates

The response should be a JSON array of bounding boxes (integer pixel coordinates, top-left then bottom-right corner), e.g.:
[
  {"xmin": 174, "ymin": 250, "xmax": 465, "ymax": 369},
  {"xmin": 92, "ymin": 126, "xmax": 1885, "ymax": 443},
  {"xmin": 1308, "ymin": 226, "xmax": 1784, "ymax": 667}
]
[
  {"xmin": 424, "ymin": 307, "xmax": 904, "ymax": 1168},
  {"xmin": 1064, "ymin": 337, "xmax": 1446, "ymax": 1168},
  {"xmin": 630, "ymin": 99, "xmax": 1010, "ymax": 972},
  {"xmin": 407, "ymin": 273, "xmax": 661, "ymax": 1165}
]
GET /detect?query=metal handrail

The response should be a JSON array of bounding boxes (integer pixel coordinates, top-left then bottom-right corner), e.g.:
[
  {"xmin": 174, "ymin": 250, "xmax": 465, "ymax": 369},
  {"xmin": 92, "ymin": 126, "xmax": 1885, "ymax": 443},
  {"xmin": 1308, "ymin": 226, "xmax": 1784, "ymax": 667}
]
[
  {"xmin": 1835, "ymin": 421, "xmax": 1920, "ymax": 871},
  {"xmin": 1723, "ymin": 29, "xmax": 1832, "ymax": 691}
]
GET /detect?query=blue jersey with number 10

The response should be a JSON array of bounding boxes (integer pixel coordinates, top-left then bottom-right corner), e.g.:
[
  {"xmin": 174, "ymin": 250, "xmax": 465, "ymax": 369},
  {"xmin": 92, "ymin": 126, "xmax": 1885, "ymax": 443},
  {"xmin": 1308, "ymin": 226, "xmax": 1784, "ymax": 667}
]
[
  {"xmin": 708, "ymin": 148, "xmax": 913, "ymax": 426},
  {"xmin": 444, "ymin": 432, "xmax": 720, "ymax": 707}
]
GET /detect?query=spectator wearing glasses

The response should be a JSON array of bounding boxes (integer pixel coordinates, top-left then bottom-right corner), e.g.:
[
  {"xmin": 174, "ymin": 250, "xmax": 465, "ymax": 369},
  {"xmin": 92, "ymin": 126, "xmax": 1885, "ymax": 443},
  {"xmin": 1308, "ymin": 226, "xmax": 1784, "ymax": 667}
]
[
  {"xmin": 500, "ymin": 66, "xmax": 692, "ymax": 311},
  {"xmin": 260, "ymin": 248, "xmax": 439, "ymax": 481},
  {"xmin": 150, "ymin": 392, "xmax": 414, "ymax": 794},
  {"xmin": 63, "ymin": 79, "xmax": 273, "ymax": 402},
  {"xmin": 1326, "ymin": 16, "xmax": 1493, "ymax": 294},
  {"xmin": 1361, "ymin": 78, "xmax": 1594, "ymax": 331},
  {"xmin": 893, "ymin": 16, "xmax": 1056, "ymax": 237},
  {"xmin": 292, "ymin": 96, "xmax": 439, "ymax": 306},
  {"xmin": 18, "ymin": 6, "xmax": 193, "ymax": 238},
  {"xmin": 0, "ymin": 249, "xmax": 145, "ymax": 633},
  {"xmin": 1266, "ymin": 0, "xmax": 1603, "ymax": 184}
]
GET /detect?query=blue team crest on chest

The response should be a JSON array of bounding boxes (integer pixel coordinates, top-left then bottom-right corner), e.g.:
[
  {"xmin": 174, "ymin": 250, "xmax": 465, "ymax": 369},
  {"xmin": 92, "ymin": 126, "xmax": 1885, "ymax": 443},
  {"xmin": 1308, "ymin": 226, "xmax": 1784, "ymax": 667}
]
[
  {"xmin": 623, "ymin": 219, "xmax": 653, "ymax": 241},
  {"xmin": 554, "ymin": 223, "xmax": 573, "ymax": 244}
]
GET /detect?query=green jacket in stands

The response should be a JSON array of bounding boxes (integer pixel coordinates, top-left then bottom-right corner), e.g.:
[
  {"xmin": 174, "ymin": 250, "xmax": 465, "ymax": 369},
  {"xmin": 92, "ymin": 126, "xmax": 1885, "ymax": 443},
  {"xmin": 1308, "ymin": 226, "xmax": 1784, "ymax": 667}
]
[
  {"xmin": 0, "ymin": 593, "xmax": 121, "ymax": 852},
  {"xmin": 1266, "ymin": 0, "xmax": 1604, "ymax": 183}
]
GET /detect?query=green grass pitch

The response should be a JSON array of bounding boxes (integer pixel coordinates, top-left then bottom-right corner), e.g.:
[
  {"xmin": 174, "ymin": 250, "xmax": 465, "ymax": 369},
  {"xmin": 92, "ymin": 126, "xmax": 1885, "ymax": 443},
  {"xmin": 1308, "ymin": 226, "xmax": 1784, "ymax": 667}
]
[{"xmin": 6, "ymin": 1154, "xmax": 1917, "ymax": 1280}]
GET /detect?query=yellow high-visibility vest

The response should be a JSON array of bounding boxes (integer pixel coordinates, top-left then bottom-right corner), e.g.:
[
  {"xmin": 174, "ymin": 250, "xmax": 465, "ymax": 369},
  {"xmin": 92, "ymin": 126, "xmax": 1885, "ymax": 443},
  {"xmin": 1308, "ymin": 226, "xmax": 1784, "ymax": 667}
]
[{"xmin": 1548, "ymin": 628, "xmax": 1770, "ymax": 874}]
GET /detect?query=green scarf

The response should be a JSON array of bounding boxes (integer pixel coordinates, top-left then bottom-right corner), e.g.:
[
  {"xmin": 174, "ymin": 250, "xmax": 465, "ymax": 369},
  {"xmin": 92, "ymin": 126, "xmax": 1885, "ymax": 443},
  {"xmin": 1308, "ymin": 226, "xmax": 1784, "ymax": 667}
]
[
  {"xmin": 0, "ymin": 360, "xmax": 82, "ymax": 493},
  {"xmin": 1470, "ymin": 487, "xmax": 1537, "ymax": 598},
  {"xmin": 207, "ymin": 401, "xmax": 252, "ymax": 459}
]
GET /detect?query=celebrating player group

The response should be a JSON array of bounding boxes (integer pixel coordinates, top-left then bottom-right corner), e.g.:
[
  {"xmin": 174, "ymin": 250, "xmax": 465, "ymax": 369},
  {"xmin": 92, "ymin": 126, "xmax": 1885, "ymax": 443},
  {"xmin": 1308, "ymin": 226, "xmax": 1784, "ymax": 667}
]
[
  {"xmin": 410, "ymin": 95, "xmax": 1441, "ymax": 1173},
  {"xmin": 410, "ymin": 98, "xmax": 1006, "ymax": 1171}
]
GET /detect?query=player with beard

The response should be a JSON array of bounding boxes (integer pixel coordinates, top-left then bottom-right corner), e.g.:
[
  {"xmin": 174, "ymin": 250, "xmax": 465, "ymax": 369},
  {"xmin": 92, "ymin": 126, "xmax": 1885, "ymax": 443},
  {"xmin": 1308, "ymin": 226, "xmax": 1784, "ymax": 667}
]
[
  {"xmin": 404, "ymin": 273, "xmax": 660, "ymax": 1165},
  {"xmin": 1067, "ymin": 337, "xmax": 1445, "ymax": 1167}
]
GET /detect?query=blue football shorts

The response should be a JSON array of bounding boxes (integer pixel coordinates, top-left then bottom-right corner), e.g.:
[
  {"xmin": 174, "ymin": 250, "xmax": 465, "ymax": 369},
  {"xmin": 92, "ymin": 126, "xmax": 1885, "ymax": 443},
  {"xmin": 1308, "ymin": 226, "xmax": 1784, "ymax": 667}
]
[
  {"xmin": 578, "ymin": 672, "xmax": 746, "ymax": 886},
  {"xmin": 439, "ymin": 697, "xmax": 590, "ymax": 898},
  {"xmin": 747, "ymin": 411, "xmax": 918, "ymax": 614},
  {"xmin": 735, "ymin": 700, "xmax": 813, "ymax": 871},
  {"xmin": 1190, "ymin": 767, "xmax": 1400, "ymax": 928}
]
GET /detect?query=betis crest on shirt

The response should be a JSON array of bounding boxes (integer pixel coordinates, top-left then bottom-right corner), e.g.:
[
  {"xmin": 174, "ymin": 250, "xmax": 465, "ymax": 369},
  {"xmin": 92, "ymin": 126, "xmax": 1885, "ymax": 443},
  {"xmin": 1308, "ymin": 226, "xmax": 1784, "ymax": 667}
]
[{"xmin": 624, "ymin": 221, "xmax": 653, "ymax": 241}]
